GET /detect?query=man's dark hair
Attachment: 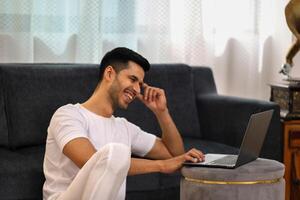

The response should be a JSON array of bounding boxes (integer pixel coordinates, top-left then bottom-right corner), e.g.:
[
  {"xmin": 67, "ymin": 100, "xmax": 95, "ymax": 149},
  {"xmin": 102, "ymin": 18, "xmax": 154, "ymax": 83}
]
[{"xmin": 99, "ymin": 47, "xmax": 150, "ymax": 81}]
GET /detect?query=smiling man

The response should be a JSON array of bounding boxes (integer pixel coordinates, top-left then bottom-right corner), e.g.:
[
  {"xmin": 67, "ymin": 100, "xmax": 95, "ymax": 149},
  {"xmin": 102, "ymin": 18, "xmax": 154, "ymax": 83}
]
[{"xmin": 42, "ymin": 47, "xmax": 204, "ymax": 200}]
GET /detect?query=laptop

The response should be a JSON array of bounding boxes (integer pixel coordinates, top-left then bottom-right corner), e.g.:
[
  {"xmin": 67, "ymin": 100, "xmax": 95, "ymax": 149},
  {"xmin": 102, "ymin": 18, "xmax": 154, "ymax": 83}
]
[{"xmin": 184, "ymin": 109, "xmax": 274, "ymax": 169}]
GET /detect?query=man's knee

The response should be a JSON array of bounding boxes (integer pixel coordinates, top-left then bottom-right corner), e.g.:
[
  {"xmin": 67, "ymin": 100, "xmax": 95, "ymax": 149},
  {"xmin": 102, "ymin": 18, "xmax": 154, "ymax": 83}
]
[{"xmin": 104, "ymin": 143, "xmax": 131, "ymax": 175}]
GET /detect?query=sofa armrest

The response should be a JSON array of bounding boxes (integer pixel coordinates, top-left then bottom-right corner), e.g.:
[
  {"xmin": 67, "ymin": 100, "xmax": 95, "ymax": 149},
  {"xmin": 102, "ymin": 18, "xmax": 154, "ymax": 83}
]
[{"xmin": 196, "ymin": 94, "xmax": 283, "ymax": 161}]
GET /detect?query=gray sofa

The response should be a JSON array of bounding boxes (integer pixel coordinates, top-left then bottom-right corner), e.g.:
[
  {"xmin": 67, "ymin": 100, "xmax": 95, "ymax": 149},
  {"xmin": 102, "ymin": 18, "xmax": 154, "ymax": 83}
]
[{"xmin": 0, "ymin": 63, "xmax": 282, "ymax": 200}]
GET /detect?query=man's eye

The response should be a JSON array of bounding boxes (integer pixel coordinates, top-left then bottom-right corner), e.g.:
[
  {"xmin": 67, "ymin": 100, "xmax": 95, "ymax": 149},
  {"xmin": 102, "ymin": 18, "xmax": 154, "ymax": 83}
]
[{"xmin": 130, "ymin": 77, "xmax": 136, "ymax": 82}]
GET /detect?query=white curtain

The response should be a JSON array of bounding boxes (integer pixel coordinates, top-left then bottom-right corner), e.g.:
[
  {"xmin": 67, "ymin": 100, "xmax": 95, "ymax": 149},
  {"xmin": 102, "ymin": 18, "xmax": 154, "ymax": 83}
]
[{"xmin": 0, "ymin": 0, "xmax": 292, "ymax": 100}]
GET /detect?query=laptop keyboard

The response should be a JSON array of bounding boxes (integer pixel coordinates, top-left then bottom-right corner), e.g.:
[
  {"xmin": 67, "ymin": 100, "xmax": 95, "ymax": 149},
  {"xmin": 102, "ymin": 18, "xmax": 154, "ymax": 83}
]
[{"xmin": 209, "ymin": 155, "xmax": 238, "ymax": 165}]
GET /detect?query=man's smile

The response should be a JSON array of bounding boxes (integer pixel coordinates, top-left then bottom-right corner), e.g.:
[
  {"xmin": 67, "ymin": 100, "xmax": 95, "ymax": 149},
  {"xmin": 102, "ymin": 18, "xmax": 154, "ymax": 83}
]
[{"xmin": 124, "ymin": 89, "xmax": 136, "ymax": 103}]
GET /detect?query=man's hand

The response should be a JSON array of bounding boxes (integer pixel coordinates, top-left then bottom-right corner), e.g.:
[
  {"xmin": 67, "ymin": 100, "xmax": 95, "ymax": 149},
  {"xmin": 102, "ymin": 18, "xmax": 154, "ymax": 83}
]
[
  {"xmin": 137, "ymin": 83, "xmax": 167, "ymax": 114},
  {"xmin": 158, "ymin": 148, "xmax": 205, "ymax": 174}
]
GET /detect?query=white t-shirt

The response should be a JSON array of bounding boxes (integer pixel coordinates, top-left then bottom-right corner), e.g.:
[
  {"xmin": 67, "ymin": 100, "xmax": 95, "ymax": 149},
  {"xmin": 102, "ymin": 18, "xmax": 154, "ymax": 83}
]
[{"xmin": 43, "ymin": 103, "xmax": 156, "ymax": 200}]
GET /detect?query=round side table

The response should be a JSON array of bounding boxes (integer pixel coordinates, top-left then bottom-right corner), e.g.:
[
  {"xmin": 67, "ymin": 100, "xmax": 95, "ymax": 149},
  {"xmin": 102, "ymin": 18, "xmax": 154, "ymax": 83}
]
[{"xmin": 180, "ymin": 158, "xmax": 285, "ymax": 200}]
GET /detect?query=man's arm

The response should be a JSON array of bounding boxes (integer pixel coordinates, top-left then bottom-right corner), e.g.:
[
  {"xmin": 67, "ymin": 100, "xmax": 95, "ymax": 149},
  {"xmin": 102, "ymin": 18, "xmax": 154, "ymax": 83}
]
[
  {"xmin": 129, "ymin": 148, "xmax": 204, "ymax": 176},
  {"xmin": 154, "ymin": 109, "xmax": 185, "ymax": 157},
  {"xmin": 63, "ymin": 137, "xmax": 96, "ymax": 168},
  {"xmin": 137, "ymin": 83, "xmax": 185, "ymax": 158}
]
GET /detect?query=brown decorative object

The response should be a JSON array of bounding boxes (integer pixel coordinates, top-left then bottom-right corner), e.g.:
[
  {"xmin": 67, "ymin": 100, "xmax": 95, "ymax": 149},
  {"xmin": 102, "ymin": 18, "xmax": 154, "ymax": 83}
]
[{"xmin": 280, "ymin": 0, "xmax": 300, "ymax": 77}]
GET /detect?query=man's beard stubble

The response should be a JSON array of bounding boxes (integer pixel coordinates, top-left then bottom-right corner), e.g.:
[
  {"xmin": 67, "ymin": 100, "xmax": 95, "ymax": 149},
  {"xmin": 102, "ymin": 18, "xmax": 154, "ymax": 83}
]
[{"xmin": 108, "ymin": 77, "xmax": 125, "ymax": 110}]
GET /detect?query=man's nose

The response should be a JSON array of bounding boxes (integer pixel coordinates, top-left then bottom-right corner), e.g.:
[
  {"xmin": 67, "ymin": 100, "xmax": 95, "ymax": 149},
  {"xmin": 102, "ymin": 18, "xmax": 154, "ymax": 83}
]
[{"xmin": 133, "ymin": 83, "xmax": 141, "ymax": 94}]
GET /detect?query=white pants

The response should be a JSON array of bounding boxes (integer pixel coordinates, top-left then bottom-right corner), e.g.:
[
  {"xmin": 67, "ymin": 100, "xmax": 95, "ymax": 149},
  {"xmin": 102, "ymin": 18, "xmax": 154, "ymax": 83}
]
[{"xmin": 57, "ymin": 143, "xmax": 130, "ymax": 200}]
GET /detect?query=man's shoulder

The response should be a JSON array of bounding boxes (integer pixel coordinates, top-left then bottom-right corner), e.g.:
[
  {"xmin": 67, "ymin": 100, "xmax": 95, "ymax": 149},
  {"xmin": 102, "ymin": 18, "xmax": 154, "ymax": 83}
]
[
  {"xmin": 48, "ymin": 103, "xmax": 88, "ymax": 134},
  {"xmin": 50, "ymin": 103, "xmax": 83, "ymax": 122},
  {"xmin": 55, "ymin": 103, "xmax": 80, "ymax": 114}
]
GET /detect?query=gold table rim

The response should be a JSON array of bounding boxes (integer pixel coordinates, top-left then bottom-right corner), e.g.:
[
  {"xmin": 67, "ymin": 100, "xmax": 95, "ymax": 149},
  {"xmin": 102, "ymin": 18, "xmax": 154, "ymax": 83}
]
[{"xmin": 184, "ymin": 177, "xmax": 281, "ymax": 185}]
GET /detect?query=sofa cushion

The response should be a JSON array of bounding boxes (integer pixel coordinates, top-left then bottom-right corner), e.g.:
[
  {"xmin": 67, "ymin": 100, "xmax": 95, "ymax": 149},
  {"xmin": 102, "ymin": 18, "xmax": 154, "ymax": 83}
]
[
  {"xmin": 192, "ymin": 67, "xmax": 217, "ymax": 95},
  {"xmin": 1, "ymin": 64, "xmax": 99, "ymax": 149},
  {"xmin": 116, "ymin": 64, "xmax": 201, "ymax": 138},
  {"xmin": 0, "ymin": 146, "xmax": 45, "ymax": 199},
  {"xmin": 0, "ymin": 68, "xmax": 8, "ymax": 147}
]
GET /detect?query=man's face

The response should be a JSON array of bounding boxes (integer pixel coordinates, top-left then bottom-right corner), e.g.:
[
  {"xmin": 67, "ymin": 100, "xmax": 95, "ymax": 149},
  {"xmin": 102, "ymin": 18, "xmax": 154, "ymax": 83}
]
[{"xmin": 108, "ymin": 61, "xmax": 145, "ymax": 110}]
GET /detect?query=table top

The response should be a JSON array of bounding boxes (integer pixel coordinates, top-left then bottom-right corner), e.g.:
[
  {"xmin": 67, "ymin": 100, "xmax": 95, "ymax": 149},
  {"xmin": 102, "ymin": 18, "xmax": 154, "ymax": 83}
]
[{"xmin": 181, "ymin": 158, "xmax": 284, "ymax": 182}]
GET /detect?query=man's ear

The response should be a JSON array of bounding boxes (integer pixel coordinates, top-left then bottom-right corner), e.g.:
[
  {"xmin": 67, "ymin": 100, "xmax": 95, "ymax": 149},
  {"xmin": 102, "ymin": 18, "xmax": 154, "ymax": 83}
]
[{"xmin": 103, "ymin": 66, "xmax": 116, "ymax": 81}]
